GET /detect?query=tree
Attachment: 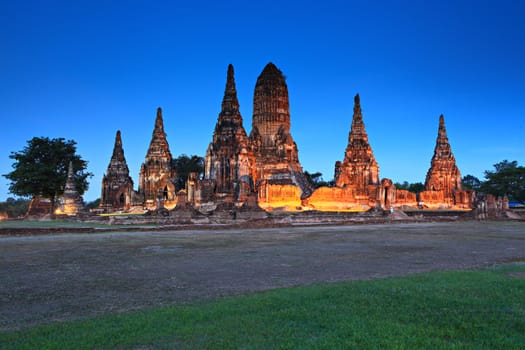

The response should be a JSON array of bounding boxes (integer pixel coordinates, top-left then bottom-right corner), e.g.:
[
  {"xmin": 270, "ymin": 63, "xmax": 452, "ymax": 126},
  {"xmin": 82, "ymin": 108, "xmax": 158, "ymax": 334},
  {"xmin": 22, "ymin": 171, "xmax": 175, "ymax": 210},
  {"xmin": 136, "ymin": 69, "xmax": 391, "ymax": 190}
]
[
  {"xmin": 85, "ymin": 198, "xmax": 101, "ymax": 210},
  {"xmin": 3, "ymin": 137, "xmax": 93, "ymax": 214},
  {"xmin": 172, "ymin": 154, "xmax": 204, "ymax": 191},
  {"xmin": 480, "ymin": 160, "xmax": 525, "ymax": 204},
  {"xmin": 462, "ymin": 175, "xmax": 481, "ymax": 191},
  {"xmin": 0, "ymin": 197, "xmax": 31, "ymax": 218},
  {"xmin": 304, "ymin": 171, "xmax": 334, "ymax": 188},
  {"xmin": 407, "ymin": 182, "xmax": 425, "ymax": 193},
  {"xmin": 394, "ymin": 181, "xmax": 409, "ymax": 190},
  {"xmin": 394, "ymin": 181, "xmax": 424, "ymax": 193}
]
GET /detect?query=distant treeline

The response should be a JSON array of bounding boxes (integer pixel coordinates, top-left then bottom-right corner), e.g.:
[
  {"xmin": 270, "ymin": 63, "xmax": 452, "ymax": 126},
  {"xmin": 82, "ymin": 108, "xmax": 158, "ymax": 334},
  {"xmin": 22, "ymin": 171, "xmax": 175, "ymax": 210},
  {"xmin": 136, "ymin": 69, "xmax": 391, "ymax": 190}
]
[{"xmin": 0, "ymin": 198, "xmax": 30, "ymax": 218}]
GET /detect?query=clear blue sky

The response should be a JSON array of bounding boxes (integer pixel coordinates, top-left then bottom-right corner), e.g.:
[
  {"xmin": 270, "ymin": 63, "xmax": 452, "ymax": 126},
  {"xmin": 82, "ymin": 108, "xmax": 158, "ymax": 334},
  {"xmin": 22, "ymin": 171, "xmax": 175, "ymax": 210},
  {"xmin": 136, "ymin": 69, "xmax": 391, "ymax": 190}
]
[{"xmin": 1, "ymin": 0, "xmax": 524, "ymax": 202}]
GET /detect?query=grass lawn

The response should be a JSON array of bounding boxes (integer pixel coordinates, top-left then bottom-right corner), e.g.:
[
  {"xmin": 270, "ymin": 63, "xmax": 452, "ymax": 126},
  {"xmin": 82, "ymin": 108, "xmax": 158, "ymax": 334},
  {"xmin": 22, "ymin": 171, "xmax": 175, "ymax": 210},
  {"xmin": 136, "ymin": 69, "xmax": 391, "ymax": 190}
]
[{"xmin": 1, "ymin": 264, "xmax": 524, "ymax": 349}]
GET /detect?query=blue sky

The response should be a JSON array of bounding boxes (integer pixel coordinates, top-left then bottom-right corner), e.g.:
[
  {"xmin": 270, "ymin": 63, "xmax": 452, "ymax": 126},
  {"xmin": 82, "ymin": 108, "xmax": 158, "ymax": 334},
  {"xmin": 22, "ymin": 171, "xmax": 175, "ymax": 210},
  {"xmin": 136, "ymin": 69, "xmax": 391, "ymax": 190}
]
[{"xmin": 1, "ymin": 0, "xmax": 524, "ymax": 202}]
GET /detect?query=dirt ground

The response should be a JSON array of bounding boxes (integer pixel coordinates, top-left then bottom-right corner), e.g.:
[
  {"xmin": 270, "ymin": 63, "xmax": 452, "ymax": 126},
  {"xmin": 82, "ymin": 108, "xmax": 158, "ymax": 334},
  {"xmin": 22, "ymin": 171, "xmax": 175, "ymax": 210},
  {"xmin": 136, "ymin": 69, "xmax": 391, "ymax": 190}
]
[{"xmin": 1, "ymin": 221, "xmax": 525, "ymax": 331}]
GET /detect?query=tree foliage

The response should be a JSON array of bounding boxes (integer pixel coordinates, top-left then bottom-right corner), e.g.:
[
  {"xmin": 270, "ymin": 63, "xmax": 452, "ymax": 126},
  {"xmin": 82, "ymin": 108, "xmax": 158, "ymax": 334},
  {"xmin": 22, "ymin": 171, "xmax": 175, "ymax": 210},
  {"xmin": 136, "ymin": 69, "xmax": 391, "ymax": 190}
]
[
  {"xmin": 462, "ymin": 175, "xmax": 482, "ymax": 191},
  {"xmin": 172, "ymin": 154, "xmax": 204, "ymax": 191},
  {"xmin": 0, "ymin": 197, "xmax": 31, "ymax": 218},
  {"xmin": 85, "ymin": 198, "xmax": 101, "ymax": 210},
  {"xmin": 304, "ymin": 171, "xmax": 334, "ymax": 189},
  {"xmin": 480, "ymin": 160, "xmax": 525, "ymax": 203},
  {"xmin": 3, "ymin": 137, "xmax": 93, "ymax": 210},
  {"xmin": 394, "ymin": 181, "xmax": 425, "ymax": 193}
]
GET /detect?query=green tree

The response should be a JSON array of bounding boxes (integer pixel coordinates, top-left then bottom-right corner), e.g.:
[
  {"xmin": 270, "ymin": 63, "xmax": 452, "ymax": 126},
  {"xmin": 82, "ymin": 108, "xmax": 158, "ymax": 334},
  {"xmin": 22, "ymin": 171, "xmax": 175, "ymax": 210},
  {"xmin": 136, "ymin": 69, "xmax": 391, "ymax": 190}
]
[
  {"xmin": 462, "ymin": 175, "xmax": 482, "ymax": 191},
  {"xmin": 394, "ymin": 181, "xmax": 409, "ymax": 190},
  {"xmin": 85, "ymin": 198, "xmax": 101, "ymax": 210},
  {"xmin": 3, "ymin": 137, "xmax": 93, "ymax": 214},
  {"xmin": 480, "ymin": 160, "xmax": 525, "ymax": 203},
  {"xmin": 408, "ymin": 182, "xmax": 425, "ymax": 193},
  {"xmin": 394, "ymin": 181, "xmax": 424, "ymax": 193},
  {"xmin": 0, "ymin": 197, "xmax": 31, "ymax": 218},
  {"xmin": 304, "ymin": 171, "xmax": 334, "ymax": 188},
  {"xmin": 172, "ymin": 154, "xmax": 204, "ymax": 191}
]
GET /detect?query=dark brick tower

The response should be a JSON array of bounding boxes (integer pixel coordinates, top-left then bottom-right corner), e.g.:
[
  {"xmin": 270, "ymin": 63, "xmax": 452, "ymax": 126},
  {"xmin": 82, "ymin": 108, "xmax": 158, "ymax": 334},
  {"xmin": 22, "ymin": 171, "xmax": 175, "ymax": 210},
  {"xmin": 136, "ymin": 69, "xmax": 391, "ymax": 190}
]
[
  {"xmin": 100, "ymin": 130, "xmax": 135, "ymax": 211},
  {"xmin": 249, "ymin": 63, "xmax": 312, "ymax": 201},
  {"xmin": 204, "ymin": 64, "xmax": 256, "ymax": 204},
  {"xmin": 138, "ymin": 108, "xmax": 177, "ymax": 208}
]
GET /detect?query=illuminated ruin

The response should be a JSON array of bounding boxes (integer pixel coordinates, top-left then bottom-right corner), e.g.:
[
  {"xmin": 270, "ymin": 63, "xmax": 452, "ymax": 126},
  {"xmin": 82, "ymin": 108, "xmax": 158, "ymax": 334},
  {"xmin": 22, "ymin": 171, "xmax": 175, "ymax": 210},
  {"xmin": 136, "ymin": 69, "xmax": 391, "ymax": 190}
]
[
  {"xmin": 138, "ymin": 108, "xmax": 178, "ymax": 209},
  {"xmin": 420, "ymin": 115, "xmax": 474, "ymax": 208},
  {"xmin": 249, "ymin": 63, "xmax": 312, "ymax": 210},
  {"xmin": 56, "ymin": 161, "xmax": 83, "ymax": 215},
  {"xmin": 194, "ymin": 64, "xmax": 257, "ymax": 208},
  {"xmin": 100, "ymin": 130, "xmax": 136, "ymax": 211},
  {"xmin": 98, "ymin": 63, "xmax": 473, "ymax": 213}
]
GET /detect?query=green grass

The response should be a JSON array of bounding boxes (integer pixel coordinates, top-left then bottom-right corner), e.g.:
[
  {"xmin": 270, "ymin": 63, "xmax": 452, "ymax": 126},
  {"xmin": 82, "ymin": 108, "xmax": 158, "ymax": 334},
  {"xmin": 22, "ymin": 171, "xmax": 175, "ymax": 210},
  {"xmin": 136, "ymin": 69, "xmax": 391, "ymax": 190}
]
[{"xmin": 2, "ymin": 264, "xmax": 525, "ymax": 349}]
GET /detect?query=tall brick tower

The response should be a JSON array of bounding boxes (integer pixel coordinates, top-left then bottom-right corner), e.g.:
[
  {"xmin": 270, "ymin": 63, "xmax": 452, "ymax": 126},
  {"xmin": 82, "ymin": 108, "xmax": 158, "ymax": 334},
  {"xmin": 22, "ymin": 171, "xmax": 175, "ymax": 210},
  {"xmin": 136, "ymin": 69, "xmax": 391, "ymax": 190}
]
[
  {"xmin": 334, "ymin": 94, "xmax": 380, "ymax": 193},
  {"xmin": 139, "ymin": 107, "xmax": 177, "ymax": 208},
  {"xmin": 100, "ymin": 130, "xmax": 135, "ymax": 211},
  {"xmin": 58, "ymin": 161, "xmax": 83, "ymax": 215},
  {"xmin": 249, "ymin": 63, "xmax": 312, "ymax": 203},
  {"xmin": 424, "ymin": 114, "xmax": 463, "ymax": 199},
  {"xmin": 204, "ymin": 64, "xmax": 256, "ymax": 204}
]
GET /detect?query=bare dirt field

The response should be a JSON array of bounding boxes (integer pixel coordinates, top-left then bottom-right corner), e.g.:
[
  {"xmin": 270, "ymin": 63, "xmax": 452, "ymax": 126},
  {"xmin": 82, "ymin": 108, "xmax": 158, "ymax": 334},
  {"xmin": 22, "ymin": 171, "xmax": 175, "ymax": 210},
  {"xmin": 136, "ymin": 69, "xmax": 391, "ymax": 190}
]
[{"xmin": 1, "ymin": 221, "xmax": 524, "ymax": 331}]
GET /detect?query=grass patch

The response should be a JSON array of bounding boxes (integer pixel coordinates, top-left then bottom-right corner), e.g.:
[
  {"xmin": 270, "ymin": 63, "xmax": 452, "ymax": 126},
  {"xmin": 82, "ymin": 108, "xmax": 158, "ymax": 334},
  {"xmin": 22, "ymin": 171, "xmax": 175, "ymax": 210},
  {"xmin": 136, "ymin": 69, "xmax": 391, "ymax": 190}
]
[{"xmin": 2, "ymin": 264, "xmax": 524, "ymax": 349}]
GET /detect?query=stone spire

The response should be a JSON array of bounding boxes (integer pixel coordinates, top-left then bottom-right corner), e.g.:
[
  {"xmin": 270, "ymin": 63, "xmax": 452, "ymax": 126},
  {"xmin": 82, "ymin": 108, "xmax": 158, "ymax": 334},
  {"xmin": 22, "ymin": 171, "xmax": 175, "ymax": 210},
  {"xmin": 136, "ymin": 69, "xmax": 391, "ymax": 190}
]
[
  {"xmin": 335, "ymin": 94, "xmax": 379, "ymax": 191},
  {"xmin": 58, "ymin": 161, "xmax": 83, "ymax": 215},
  {"xmin": 251, "ymin": 62, "xmax": 292, "ymax": 149},
  {"xmin": 100, "ymin": 130, "xmax": 134, "ymax": 211},
  {"xmin": 146, "ymin": 107, "xmax": 172, "ymax": 159},
  {"xmin": 204, "ymin": 64, "xmax": 255, "ymax": 202},
  {"xmin": 348, "ymin": 94, "xmax": 369, "ymax": 143},
  {"xmin": 424, "ymin": 114, "xmax": 462, "ymax": 193},
  {"xmin": 64, "ymin": 161, "xmax": 78, "ymax": 196},
  {"xmin": 220, "ymin": 64, "xmax": 241, "ymax": 118},
  {"xmin": 111, "ymin": 130, "xmax": 126, "ymax": 164},
  {"xmin": 249, "ymin": 62, "xmax": 312, "ymax": 203},
  {"xmin": 139, "ymin": 107, "xmax": 177, "ymax": 206}
]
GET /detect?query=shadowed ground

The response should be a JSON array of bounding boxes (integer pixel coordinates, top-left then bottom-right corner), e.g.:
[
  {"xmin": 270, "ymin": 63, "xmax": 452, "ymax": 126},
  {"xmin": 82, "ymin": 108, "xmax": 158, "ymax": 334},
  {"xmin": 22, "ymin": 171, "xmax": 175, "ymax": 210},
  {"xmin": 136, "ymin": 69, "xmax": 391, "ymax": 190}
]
[{"xmin": 1, "ymin": 221, "xmax": 524, "ymax": 331}]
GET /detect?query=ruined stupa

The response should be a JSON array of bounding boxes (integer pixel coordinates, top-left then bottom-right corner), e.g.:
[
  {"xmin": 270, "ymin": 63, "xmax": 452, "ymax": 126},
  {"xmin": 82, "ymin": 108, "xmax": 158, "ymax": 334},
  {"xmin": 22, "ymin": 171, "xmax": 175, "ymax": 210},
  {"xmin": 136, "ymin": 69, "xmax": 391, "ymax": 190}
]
[
  {"xmin": 138, "ymin": 107, "xmax": 177, "ymax": 209},
  {"xmin": 57, "ymin": 161, "xmax": 83, "ymax": 215},
  {"xmin": 201, "ymin": 64, "xmax": 256, "ymax": 206},
  {"xmin": 249, "ymin": 62, "xmax": 312, "ymax": 208},
  {"xmin": 420, "ymin": 114, "xmax": 472, "ymax": 207},
  {"xmin": 100, "ymin": 130, "xmax": 135, "ymax": 211},
  {"xmin": 335, "ymin": 94, "xmax": 380, "ymax": 192},
  {"xmin": 308, "ymin": 94, "xmax": 385, "ymax": 210}
]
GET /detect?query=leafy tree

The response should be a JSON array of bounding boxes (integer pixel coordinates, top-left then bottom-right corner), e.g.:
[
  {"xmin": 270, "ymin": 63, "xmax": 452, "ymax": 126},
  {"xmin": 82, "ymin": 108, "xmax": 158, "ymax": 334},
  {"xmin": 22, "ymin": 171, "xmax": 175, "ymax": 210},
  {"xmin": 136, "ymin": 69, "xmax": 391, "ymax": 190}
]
[
  {"xmin": 85, "ymin": 198, "xmax": 101, "ymax": 210},
  {"xmin": 0, "ymin": 197, "xmax": 31, "ymax": 218},
  {"xmin": 408, "ymin": 182, "xmax": 425, "ymax": 193},
  {"xmin": 304, "ymin": 171, "xmax": 334, "ymax": 188},
  {"xmin": 394, "ymin": 181, "xmax": 410, "ymax": 190},
  {"xmin": 394, "ymin": 181, "xmax": 424, "ymax": 193},
  {"xmin": 3, "ymin": 137, "xmax": 93, "ymax": 214},
  {"xmin": 480, "ymin": 160, "xmax": 525, "ymax": 203},
  {"xmin": 462, "ymin": 175, "xmax": 482, "ymax": 191},
  {"xmin": 172, "ymin": 154, "xmax": 204, "ymax": 191}
]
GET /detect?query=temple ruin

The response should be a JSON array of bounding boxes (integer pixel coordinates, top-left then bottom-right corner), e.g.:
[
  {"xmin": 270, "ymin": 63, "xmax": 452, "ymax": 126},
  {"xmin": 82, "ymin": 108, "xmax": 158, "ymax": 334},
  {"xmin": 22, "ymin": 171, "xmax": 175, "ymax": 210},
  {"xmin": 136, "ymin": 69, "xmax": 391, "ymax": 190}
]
[
  {"xmin": 56, "ymin": 161, "xmax": 83, "ymax": 215},
  {"xmin": 98, "ymin": 63, "xmax": 474, "ymax": 213},
  {"xmin": 249, "ymin": 63, "xmax": 312, "ymax": 210},
  {"xmin": 195, "ymin": 64, "xmax": 257, "ymax": 208},
  {"xmin": 420, "ymin": 114, "xmax": 474, "ymax": 208},
  {"xmin": 138, "ymin": 107, "xmax": 178, "ymax": 209},
  {"xmin": 100, "ymin": 130, "xmax": 136, "ymax": 211}
]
